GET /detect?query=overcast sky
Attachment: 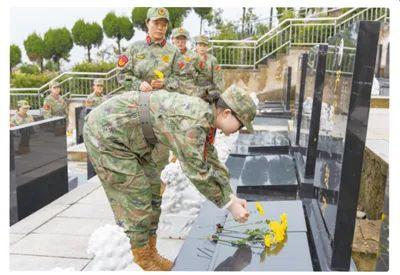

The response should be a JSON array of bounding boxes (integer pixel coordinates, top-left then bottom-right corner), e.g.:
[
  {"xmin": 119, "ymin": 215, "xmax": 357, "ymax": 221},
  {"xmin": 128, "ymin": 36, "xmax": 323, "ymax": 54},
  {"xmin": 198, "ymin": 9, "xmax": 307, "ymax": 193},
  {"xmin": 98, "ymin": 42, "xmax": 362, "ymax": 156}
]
[{"xmin": 10, "ymin": 7, "xmax": 274, "ymax": 70}]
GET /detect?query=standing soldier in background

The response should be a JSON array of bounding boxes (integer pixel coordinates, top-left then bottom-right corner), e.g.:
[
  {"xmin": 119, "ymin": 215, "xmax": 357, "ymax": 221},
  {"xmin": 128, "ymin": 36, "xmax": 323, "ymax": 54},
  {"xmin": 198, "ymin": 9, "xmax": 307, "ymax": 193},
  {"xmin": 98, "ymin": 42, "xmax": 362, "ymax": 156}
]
[
  {"xmin": 194, "ymin": 35, "xmax": 225, "ymax": 102},
  {"xmin": 170, "ymin": 27, "xmax": 200, "ymax": 96},
  {"xmin": 84, "ymin": 85, "xmax": 255, "ymax": 271},
  {"xmin": 85, "ymin": 79, "xmax": 107, "ymax": 108},
  {"xmin": 10, "ymin": 100, "xmax": 34, "ymax": 127},
  {"xmin": 117, "ymin": 7, "xmax": 179, "ymax": 93},
  {"xmin": 43, "ymin": 81, "xmax": 68, "ymax": 126}
]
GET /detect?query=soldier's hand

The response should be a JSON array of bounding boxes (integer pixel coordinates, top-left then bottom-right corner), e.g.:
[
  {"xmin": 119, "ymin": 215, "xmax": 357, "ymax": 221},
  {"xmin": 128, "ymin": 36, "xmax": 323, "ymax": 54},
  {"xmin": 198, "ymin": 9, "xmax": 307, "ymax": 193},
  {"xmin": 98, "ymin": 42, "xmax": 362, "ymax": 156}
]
[
  {"xmin": 140, "ymin": 81, "xmax": 153, "ymax": 92},
  {"xmin": 151, "ymin": 79, "xmax": 164, "ymax": 89},
  {"xmin": 227, "ymin": 194, "xmax": 249, "ymax": 223}
]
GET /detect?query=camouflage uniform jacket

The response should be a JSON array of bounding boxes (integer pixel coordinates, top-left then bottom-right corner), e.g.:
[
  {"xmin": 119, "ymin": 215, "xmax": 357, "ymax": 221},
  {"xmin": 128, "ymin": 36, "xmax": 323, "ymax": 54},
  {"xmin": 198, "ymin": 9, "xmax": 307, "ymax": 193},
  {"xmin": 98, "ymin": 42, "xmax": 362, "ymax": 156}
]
[
  {"xmin": 84, "ymin": 90, "xmax": 233, "ymax": 207},
  {"xmin": 43, "ymin": 94, "xmax": 67, "ymax": 119},
  {"xmin": 196, "ymin": 53, "xmax": 224, "ymax": 96},
  {"xmin": 10, "ymin": 113, "xmax": 34, "ymax": 127},
  {"xmin": 172, "ymin": 48, "xmax": 202, "ymax": 96},
  {"xmin": 86, "ymin": 92, "xmax": 106, "ymax": 108},
  {"xmin": 117, "ymin": 36, "xmax": 180, "ymax": 92}
]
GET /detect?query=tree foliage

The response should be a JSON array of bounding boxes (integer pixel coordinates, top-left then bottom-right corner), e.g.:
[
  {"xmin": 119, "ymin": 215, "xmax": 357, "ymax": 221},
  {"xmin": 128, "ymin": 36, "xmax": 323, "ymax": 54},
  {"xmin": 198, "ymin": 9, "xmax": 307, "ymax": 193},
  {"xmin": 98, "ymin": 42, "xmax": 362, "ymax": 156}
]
[
  {"xmin": 43, "ymin": 27, "xmax": 74, "ymax": 70},
  {"xmin": 10, "ymin": 44, "xmax": 22, "ymax": 72},
  {"xmin": 103, "ymin": 12, "xmax": 134, "ymax": 54},
  {"xmin": 23, "ymin": 32, "xmax": 47, "ymax": 71},
  {"xmin": 193, "ymin": 8, "xmax": 213, "ymax": 34},
  {"xmin": 72, "ymin": 19, "xmax": 103, "ymax": 62}
]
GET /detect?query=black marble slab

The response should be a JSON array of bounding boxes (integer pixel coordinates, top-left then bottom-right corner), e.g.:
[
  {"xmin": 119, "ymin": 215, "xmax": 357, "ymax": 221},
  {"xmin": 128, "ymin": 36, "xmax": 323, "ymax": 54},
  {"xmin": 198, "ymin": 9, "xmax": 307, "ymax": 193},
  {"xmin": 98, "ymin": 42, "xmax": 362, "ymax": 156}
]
[
  {"xmin": 10, "ymin": 117, "xmax": 68, "ymax": 225},
  {"xmin": 312, "ymin": 21, "xmax": 380, "ymax": 271},
  {"xmin": 235, "ymin": 155, "xmax": 298, "ymax": 200},
  {"xmin": 75, "ymin": 106, "xmax": 92, "ymax": 144},
  {"xmin": 172, "ymin": 201, "xmax": 228, "ymax": 271},
  {"xmin": 208, "ymin": 201, "xmax": 312, "ymax": 271}
]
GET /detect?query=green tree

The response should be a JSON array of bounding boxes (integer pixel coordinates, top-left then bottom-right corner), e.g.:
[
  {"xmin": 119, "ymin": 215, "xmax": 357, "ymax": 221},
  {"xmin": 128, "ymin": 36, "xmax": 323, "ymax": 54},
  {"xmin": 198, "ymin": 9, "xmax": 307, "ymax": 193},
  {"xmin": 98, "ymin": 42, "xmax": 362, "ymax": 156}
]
[
  {"xmin": 72, "ymin": 19, "xmax": 103, "ymax": 63},
  {"xmin": 102, "ymin": 12, "xmax": 134, "ymax": 54},
  {"xmin": 43, "ymin": 27, "xmax": 74, "ymax": 70},
  {"xmin": 10, "ymin": 44, "xmax": 22, "ymax": 73},
  {"xmin": 131, "ymin": 7, "xmax": 148, "ymax": 32},
  {"xmin": 23, "ymin": 32, "xmax": 47, "ymax": 72},
  {"xmin": 131, "ymin": 7, "xmax": 191, "ymax": 38},
  {"xmin": 193, "ymin": 8, "xmax": 213, "ymax": 34}
]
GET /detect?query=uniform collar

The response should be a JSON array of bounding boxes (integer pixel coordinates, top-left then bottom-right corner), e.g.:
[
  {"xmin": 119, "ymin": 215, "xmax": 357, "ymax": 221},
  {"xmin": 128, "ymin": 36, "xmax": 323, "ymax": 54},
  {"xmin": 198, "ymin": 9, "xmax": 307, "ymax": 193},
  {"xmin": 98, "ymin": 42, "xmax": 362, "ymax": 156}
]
[
  {"xmin": 146, "ymin": 34, "xmax": 167, "ymax": 47},
  {"xmin": 180, "ymin": 48, "xmax": 187, "ymax": 54}
]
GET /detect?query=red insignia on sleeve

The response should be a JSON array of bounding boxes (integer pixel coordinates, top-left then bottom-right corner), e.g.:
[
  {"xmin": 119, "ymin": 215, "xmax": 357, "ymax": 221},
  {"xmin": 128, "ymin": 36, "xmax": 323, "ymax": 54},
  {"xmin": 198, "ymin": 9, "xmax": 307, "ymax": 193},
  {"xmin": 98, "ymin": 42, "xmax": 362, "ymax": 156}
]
[
  {"xmin": 117, "ymin": 55, "xmax": 129, "ymax": 67},
  {"xmin": 215, "ymin": 65, "xmax": 221, "ymax": 71},
  {"xmin": 43, "ymin": 103, "xmax": 50, "ymax": 110},
  {"xmin": 178, "ymin": 60, "xmax": 185, "ymax": 69}
]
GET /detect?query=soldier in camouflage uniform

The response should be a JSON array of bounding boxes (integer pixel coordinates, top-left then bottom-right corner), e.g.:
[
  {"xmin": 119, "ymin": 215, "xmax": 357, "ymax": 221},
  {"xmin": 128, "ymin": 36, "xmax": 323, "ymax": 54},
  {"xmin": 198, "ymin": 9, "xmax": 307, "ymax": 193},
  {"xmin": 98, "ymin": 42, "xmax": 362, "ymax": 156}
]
[
  {"xmin": 170, "ymin": 27, "xmax": 201, "ymax": 96},
  {"xmin": 117, "ymin": 8, "xmax": 180, "ymax": 93},
  {"xmin": 194, "ymin": 35, "xmax": 225, "ymax": 100},
  {"xmin": 10, "ymin": 100, "xmax": 34, "ymax": 127},
  {"xmin": 43, "ymin": 81, "xmax": 68, "ymax": 125},
  {"xmin": 83, "ymin": 85, "xmax": 256, "ymax": 271},
  {"xmin": 85, "ymin": 78, "xmax": 107, "ymax": 108}
]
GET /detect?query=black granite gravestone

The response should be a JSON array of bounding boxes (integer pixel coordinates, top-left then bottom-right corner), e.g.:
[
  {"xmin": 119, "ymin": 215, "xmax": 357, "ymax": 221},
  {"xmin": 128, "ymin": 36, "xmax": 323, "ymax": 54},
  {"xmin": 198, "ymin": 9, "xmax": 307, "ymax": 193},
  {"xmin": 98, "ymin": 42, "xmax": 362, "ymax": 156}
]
[
  {"xmin": 306, "ymin": 21, "xmax": 380, "ymax": 271},
  {"xmin": 10, "ymin": 117, "xmax": 68, "ymax": 225},
  {"xmin": 291, "ymin": 44, "xmax": 328, "ymax": 196}
]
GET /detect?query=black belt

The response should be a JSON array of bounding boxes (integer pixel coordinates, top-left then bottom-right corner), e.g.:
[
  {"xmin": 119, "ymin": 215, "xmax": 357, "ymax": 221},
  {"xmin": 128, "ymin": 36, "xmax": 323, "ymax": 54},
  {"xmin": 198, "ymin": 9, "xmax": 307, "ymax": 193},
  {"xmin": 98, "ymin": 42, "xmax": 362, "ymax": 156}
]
[{"xmin": 138, "ymin": 91, "xmax": 158, "ymax": 146}]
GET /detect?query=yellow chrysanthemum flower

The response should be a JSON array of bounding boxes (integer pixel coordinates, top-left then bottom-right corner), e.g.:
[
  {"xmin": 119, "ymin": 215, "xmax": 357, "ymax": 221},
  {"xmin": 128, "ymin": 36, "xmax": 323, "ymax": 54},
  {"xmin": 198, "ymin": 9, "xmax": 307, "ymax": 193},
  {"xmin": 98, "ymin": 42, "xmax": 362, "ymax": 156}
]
[
  {"xmin": 255, "ymin": 202, "xmax": 265, "ymax": 216},
  {"xmin": 153, "ymin": 70, "xmax": 164, "ymax": 80},
  {"xmin": 264, "ymin": 234, "xmax": 273, "ymax": 248}
]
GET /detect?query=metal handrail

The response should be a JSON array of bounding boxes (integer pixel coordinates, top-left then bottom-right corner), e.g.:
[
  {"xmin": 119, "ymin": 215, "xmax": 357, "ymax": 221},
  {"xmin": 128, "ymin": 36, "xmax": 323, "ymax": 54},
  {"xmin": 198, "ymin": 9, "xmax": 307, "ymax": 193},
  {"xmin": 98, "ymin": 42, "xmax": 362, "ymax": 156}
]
[{"xmin": 209, "ymin": 7, "xmax": 388, "ymax": 68}]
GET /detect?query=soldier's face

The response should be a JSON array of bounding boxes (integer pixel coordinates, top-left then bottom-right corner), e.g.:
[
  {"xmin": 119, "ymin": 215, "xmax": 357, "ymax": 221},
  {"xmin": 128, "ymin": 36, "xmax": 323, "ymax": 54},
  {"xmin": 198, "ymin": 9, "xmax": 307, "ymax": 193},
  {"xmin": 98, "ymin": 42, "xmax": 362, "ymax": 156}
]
[
  {"xmin": 19, "ymin": 107, "xmax": 29, "ymax": 115},
  {"xmin": 216, "ymin": 109, "xmax": 243, "ymax": 136},
  {"xmin": 93, "ymin": 84, "xmax": 104, "ymax": 94},
  {"xmin": 172, "ymin": 36, "xmax": 187, "ymax": 51},
  {"xmin": 196, "ymin": 43, "xmax": 208, "ymax": 55},
  {"xmin": 51, "ymin": 87, "xmax": 61, "ymax": 96},
  {"xmin": 147, "ymin": 19, "xmax": 168, "ymax": 41}
]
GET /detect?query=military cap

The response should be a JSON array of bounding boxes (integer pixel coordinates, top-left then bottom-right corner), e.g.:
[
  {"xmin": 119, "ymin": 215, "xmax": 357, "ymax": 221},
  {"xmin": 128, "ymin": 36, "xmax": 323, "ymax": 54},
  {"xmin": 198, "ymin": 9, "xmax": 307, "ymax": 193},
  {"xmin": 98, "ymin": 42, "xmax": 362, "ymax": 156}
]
[
  {"xmin": 17, "ymin": 100, "xmax": 30, "ymax": 108},
  {"xmin": 93, "ymin": 78, "xmax": 104, "ymax": 86},
  {"xmin": 194, "ymin": 35, "xmax": 209, "ymax": 45},
  {"xmin": 147, "ymin": 7, "xmax": 170, "ymax": 22},
  {"xmin": 49, "ymin": 81, "xmax": 61, "ymax": 89},
  {"xmin": 220, "ymin": 85, "xmax": 256, "ymax": 133},
  {"xmin": 172, "ymin": 27, "xmax": 189, "ymax": 39}
]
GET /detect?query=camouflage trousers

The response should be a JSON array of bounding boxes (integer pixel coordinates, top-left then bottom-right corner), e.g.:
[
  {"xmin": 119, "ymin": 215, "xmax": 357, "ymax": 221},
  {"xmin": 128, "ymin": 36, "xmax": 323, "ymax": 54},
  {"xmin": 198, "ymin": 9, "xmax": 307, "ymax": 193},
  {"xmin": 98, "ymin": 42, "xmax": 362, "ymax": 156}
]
[{"xmin": 84, "ymin": 135, "xmax": 169, "ymax": 248}]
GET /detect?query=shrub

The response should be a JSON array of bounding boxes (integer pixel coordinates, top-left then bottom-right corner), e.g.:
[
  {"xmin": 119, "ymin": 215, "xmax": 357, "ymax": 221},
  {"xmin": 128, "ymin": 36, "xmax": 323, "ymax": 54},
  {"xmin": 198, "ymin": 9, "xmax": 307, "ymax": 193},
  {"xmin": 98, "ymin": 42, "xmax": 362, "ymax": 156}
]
[
  {"xmin": 11, "ymin": 72, "xmax": 58, "ymax": 88},
  {"xmin": 19, "ymin": 63, "xmax": 41, "ymax": 75},
  {"xmin": 72, "ymin": 61, "xmax": 115, "ymax": 73}
]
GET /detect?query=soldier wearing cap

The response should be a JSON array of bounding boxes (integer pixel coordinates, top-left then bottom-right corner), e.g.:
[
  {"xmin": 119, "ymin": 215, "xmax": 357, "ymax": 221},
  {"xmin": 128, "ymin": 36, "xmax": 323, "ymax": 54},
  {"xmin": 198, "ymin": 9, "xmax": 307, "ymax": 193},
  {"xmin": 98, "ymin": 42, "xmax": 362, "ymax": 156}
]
[
  {"xmin": 43, "ymin": 81, "xmax": 68, "ymax": 124},
  {"xmin": 10, "ymin": 100, "xmax": 34, "ymax": 127},
  {"xmin": 194, "ymin": 35, "xmax": 225, "ymax": 101},
  {"xmin": 170, "ymin": 27, "xmax": 201, "ymax": 96},
  {"xmin": 117, "ymin": 7, "xmax": 180, "ymax": 93},
  {"xmin": 85, "ymin": 78, "xmax": 107, "ymax": 108},
  {"xmin": 83, "ymin": 85, "xmax": 256, "ymax": 271}
]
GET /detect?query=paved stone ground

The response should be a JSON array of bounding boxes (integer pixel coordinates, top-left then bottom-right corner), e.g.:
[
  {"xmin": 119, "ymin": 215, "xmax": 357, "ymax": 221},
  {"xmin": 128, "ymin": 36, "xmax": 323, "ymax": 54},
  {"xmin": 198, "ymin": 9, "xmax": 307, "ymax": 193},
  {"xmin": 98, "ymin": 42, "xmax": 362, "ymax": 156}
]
[
  {"xmin": 9, "ymin": 177, "xmax": 184, "ymax": 271},
  {"xmin": 9, "ymin": 108, "xmax": 388, "ymax": 271}
]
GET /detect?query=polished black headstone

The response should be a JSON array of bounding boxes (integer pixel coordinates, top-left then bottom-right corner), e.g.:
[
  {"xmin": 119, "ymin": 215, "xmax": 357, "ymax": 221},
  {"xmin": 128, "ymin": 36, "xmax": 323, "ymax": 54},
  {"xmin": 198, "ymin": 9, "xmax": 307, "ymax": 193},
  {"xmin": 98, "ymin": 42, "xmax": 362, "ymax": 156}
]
[
  {"xmin": 172, "ymin": 201, "xmax": 228, "ymax": 271},
  {"xmin": 10, "ymin": 117, "xmax": 68, "ymax": 224},
  {"xmin": 208, "ymin": 201, "xmax": 312, "ymax": 271},
  {"xmin": 308, "ymin": 21, "xmax": 380, "ymax": 271},
  {"xmin": 231, "ymin": 131, "xmax": 289, "ymax": 156},
  {"xmin": 75, "ymin": 106, "xmax": 92, "ymax": 144},
  {"xmin": 235, "ymin": 155, "xmax": 298, "ymax": 200}
]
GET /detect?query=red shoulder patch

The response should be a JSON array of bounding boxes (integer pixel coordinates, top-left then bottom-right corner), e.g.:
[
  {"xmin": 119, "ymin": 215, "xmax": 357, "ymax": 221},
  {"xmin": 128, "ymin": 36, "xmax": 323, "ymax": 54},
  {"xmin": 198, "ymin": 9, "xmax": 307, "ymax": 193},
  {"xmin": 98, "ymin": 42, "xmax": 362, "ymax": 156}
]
[
  {"xmin": 43, "ymin": 103, "xmax": 50, "ymax": 110},
  {"xmin": 215, "ymin": 65, "xmax": 221, "ymax": 71},
  {"xmin": 199, "ymin": 60, "xmax": 206, "ymax": 70},
  {"xmin": 178, "ymin": 60, "xmax": 185, "ymax": 69},
  {"xmin": 117, "ymin": 55, "xmax": 129, "ymax": 67}
]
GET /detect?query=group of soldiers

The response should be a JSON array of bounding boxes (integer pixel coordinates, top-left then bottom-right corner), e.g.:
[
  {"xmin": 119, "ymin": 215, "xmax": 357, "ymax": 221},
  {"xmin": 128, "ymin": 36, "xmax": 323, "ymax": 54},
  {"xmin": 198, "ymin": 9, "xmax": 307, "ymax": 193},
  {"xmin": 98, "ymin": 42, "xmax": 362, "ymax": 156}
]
[{"xmin": 11, "ymin": 7, "xmax": 258, "ymax": 272}]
